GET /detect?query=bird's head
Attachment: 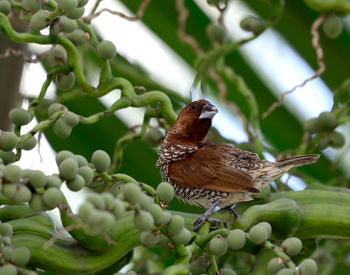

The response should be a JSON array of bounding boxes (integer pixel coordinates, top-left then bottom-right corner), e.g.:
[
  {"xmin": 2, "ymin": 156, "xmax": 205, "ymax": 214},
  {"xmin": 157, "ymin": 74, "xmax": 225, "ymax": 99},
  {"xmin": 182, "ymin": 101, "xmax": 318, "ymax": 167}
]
[{"xmin": 167, "ymin": 99, "xmax": 218, "ymax": 145}]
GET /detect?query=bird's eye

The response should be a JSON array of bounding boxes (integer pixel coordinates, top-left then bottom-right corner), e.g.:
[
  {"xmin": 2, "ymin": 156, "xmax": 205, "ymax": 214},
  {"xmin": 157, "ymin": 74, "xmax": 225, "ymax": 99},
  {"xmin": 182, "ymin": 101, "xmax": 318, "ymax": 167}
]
[{"xmin": 190, "ymin": 104, "xmax": 200, "ymax": 112}]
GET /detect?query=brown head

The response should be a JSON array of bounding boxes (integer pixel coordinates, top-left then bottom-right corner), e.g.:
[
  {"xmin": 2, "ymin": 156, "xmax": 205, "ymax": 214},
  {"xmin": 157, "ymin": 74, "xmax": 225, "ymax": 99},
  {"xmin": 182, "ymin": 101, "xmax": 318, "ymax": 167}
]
[{"xmin": 166, "ymin": 100, "xmax": 218, "ymax": 145}]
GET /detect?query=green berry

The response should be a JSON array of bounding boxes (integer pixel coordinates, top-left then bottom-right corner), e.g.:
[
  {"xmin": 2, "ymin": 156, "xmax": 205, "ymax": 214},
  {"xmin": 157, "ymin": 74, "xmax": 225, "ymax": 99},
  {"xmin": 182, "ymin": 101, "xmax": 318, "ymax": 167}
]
[
  {"xmin": 167, "ymin": 215, "xmax": 184, "ymax": 235},
  {"xmin": 53, "ymin": 118, "xmax": 72, "ymax": 139},
  {"xmin": 206, "ymin": 23, "xmax": 226, "ymax": 43},
  {"xmin": 56, "ymin": 72, "xmax": 75, "ymax": 90},
  {"xmin": 276, "ymin": 268, "xmax": 294, "ymax": 275},
  {"xmin": 48, "ymin": 47, "xmax": 67, "ymax": 68},
  {"xmin": 227, "ymin": 229, "xmax": 246, "ymax": 250},
  {"xmin": 58, "ymin": 16, "xmax": 77, "ymax": 33},
  {"xmin": 11, "ymin": 247, "xmax": 31, "ymax": 266},
  {"xmin": 43, "ymin": 187, "xmax": 63, "ymax": 209},
  {"xmin": 99, "ymin": 212, "xmax": 116, "ymax": 231},
  {"xmin": 0, "ymin": 264, "xmax": 17, "ymax": 275},
  {"xmin": 17, "ymin": 136, "xmax": 37, "ymax": 150},
  {"xmin": 8, "ymin": 108, "xmax": 32, "ymax": 126},
  {"xmin": 102, "ymin": 193, "xmax": 115, "ymax": 210},
  {"xmin": 3, "ymin": 236, "xmax": 11, "ymax": 246},
  {"xmin": 138, "ymin": 193, "xmax": 154, "ymax": 211},
  {"xmin": 0, "ymin": 131, "xmax": 18, "ymax": 151},
  {"xmin": 78, "ymin": 202, "xmax": 95, "ymax": 221},
  {"xmin": 97, "ymin": 40, "xmax": 116, "ymax": 59},
  {"xmin": 59, "ymin": 158, "xmax": 78, "ymax": 180},
  {"xmin": 56, "ymin": 150, "xmax": 74, "ymax": 165},
  {"xmin": 58, "ymin": 0, "xmax": 77, "ymax": 11},
  {"xmin": 140, "ymin": 230, "xmax": 160, "ymax": 246},
  {"xmin": 189, "ymin": 255, "xmax": 207, "ymax": 275},
  {"xmin": 0, "ymin": 0, "xmax": 11, "ymax": 15},
  {"xmin": 12, "ymin": 184, "xmax": 32, "ymax": 203},
  {"xmin": 267, "ymin": 257, "xmax": 286, "ymax": 275},
  {"xmin": 0, "ymin": 150, "xmax": 16, "ymax": 165},
  {"xmin": 48, "ymin": 103, "xmax": 68, "ymax": 116},
  {"xmin": 78, "ymin": 166, "xmax": 94, "ymax": 185},
  {"xmin": 0, "ymin": 223, "xmax": 13, "ymax": 237},
  {"xmin": 240, "ymin": 15, "xmax": 264, "ymax": 33},
  {"xmin": 248, "ymin": 224, "xmax": 269, "ymax": 244},
  {"xmin": 328, "ymin": 131, "xmax": 345, "ymax": 148},
  {"xmin": 156, "ymin": 182, "xmax": 174, "ymax": 203},
  {"xmin": 47, "ymin": 175, "xmax": 62, "ymax": 188},
  {"xmin": 4, "ymin": 165, "xmax": 22, "ymax": 182},
  {"xmin": 281, "ymin": 237, "xmax": 303, "ymax": 256},
  {"xmin": 317, "ymin": 134, "xmax": 329, "ymax": 150},
  {"xmin": 91, "ymin": 150, "xmax": 111, "ymax": 172},
  {"xmin": 62, "ymin": 112, "xmax": 79, "ymax": 127},
  {"xmin": 323, "ymin": 15, "xmax": 343, "ymax": 39},
  {"xmin": 86, "ymin": 193, "xmax": 105, "ymax": 209},
  {"xmin": 74, "ymin": 154, "xmax": 88, "ymax": 167},
  {"xmin": 65, "ymin": 6, "xmax": 85, "ymax": 19},
  {"xmin": 220, "ymin": 268, "xmax": 236, "ymax": 275},
  {"xmin": 112, "ymin": 199, "xmax": 125, "ymax": 219},
  {"xmin": 149, "ymin": 204, "xmax": 164, "ymax": 224},
  {"xmin": 22, "ymin": 0, "xmax": 40, "ymax": 12},
  {"xmin": 318, "ymin": 112, "xmax": 337, "ymax": 129},
  {"xmin": 209, "ymin": 234, "xmax": 228, "ymax": 256},
  {"xmin": 65, "ymin": 29, "xmax": 87, "ymax": 45},
  {"xmin": 66, "ymin": 174, "xmax": 85, "ymax": 191},
  {"xmin": 29, "ymin": 194, "xmax": 46, "ymax": 212},
  {"xmin": 29, "ymin": 170, "xmax": 47, "ymax": 188},
  {"xmin": 134, "ymin": 210, "xmax": 154, "ymax": 231},
  {"xmin": 298, "ymin": 259, "xmax": 317, "ymax": 275},
  {"xmin": 257, "ymin": 222, "xmax": 272, "ymax": 237},
  {"xmin": 2, "ymin": 183, "xmax": 17, "ymax": 199},
  {"xmin": 30, "ymin": 10, "xmax": 49, "ymax": 31},
  {"xmin": 123, "ymin": 183, "xmax": 141, "ymax": 204},
  {"xmin": 142, "ymin": 128, "xmax": 164, "ymax": 147},
  {"xmin": 171, "ymin": 228, "xmax": 191, "ymax": 245},
  {"xmin": 1, "ymin": 246, "xmax": 14, "ymax": 260},
  {"xmin": 159, "ymin": 211, "xmax": 172, "ymax": 225}
]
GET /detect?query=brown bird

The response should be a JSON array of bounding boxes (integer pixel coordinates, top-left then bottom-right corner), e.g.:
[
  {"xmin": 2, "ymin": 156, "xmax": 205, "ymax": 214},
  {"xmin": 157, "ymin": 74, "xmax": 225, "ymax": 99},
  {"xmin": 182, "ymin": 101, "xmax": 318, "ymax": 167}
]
[{"xmin": 156, "ymin": 99, "xmax": 320, "ymax": 231}]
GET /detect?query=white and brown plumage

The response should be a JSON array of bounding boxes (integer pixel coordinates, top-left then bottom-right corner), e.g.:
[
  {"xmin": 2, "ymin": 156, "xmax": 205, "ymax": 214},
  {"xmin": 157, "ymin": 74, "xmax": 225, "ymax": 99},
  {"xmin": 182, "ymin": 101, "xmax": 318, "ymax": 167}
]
[{"xmin": 156, "ymin": 99, "xmax": 320, "ymax": 230}]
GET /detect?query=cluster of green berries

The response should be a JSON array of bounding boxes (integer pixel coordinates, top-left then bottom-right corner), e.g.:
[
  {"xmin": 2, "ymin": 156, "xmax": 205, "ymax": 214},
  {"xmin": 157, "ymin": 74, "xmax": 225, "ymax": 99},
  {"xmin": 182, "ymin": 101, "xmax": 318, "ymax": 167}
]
[
  {"xmin": 0, "ymin": 222, "xmax": 34, "ymax": 275},
  {"xmin": 48, "ymin": 103, "xmax": 80, "ymax": 138},
  {"xmin": 303, "ymin": 111, "xmax": 345, "ymax": 149}
]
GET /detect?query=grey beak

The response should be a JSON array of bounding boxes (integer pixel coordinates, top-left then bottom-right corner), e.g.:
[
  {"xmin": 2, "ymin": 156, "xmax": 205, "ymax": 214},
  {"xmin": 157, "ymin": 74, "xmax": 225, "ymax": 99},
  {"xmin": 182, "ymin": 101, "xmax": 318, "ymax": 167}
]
[{"xmin": 199, "ymin": 103, "xmax": 218, "ymax": 119}]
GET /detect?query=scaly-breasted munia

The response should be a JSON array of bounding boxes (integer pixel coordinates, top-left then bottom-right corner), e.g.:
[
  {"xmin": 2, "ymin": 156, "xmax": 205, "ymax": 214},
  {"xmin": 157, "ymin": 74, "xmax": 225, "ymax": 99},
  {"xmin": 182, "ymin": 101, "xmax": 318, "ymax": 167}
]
[{"xmin": 156, "ymin": 99, "xmax": 319, "ymax": 230}]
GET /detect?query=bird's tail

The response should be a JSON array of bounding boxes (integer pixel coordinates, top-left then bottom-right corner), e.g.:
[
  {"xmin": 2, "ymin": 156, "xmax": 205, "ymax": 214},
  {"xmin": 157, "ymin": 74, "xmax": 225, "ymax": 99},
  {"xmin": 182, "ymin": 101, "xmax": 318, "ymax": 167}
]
[{"xmin": 276, "ymin": 154, "xmax": 320, "ymax": 168}]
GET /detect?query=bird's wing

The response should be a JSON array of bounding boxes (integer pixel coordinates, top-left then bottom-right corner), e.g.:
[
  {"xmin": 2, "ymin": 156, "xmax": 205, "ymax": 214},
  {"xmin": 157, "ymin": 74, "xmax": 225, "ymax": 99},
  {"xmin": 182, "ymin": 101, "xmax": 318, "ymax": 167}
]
[{"xmin": 168, "ymin": 145, "xmax": 259, "ymax": 193}]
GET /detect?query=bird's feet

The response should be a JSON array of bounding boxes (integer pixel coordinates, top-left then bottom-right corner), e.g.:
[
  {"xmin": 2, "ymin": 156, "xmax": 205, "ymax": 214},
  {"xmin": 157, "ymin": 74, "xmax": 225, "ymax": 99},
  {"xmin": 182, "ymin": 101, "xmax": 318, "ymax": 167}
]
[
  {"xmin": 222, "ymin": 204, "xmax": 238, "ymax": 229},
  {"xmin": 193, "ymin": 215, "xmax": 221, "ymax": 231}
]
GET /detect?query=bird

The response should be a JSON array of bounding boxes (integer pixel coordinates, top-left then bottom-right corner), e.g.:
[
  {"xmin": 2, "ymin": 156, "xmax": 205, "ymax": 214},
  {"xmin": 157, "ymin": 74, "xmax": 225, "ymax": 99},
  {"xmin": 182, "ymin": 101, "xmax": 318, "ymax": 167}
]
[{"xmin": 156, "ymin": 99, "xmax": 320, "ymax": 231}]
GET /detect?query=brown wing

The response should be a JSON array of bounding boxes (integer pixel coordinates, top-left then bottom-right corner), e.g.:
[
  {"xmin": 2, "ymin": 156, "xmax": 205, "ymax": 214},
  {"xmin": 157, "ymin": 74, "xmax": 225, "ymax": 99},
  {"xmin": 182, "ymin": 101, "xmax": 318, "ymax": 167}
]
[{"xmin": 168, "ymin": 144, "xmax": 258, "ymax": 193}]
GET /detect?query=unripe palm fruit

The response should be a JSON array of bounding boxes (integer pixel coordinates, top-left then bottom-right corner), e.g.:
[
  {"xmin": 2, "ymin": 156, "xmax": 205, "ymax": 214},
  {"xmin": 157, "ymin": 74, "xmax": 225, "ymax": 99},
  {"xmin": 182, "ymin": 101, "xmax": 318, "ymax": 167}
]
[
  {"xmin": 140, "ymin": 230, "xmax": 160, "ymax": 246},
  {"xmin": 134, "ymin": 210, "xmax": 154, "ymax": 231},
  {"xmin": 112, "ymin": 199, "xmax": 125, "ymax": 219},
  {"xmin": 2, "ymin": 183, "xmax": 17, "ymax": 199},
  {"xmin": 86, "ymin": 193, "xmax": 105, "ymax": 209},
  {"xmin": 281, "ymin": 237, "xmax": 303, "ymax": 256},
  {"xmin": 220, "ymin": 268, "xmax": 236, "ymax": 275},
  {"xmin": 43, "ymin": 187, "xmax": 63, "ymax": 209},
  {"xmin": 0, "ymin": 264, "xmax": 17, "ymax": 275},
  {"xmin": 75, "ymin": 154, "xmax": 88, "ymax": 167},
  {"xmin": 59, "ymin": 158, "xmax": 78, "ymax": 180},
  {"xmin": 4, "ymin": 165, "xmax": 22, "ymax": 182},
  {"xmin": 248, "ymin": 224, "xmax": 269, "ymax": 244},
  {"xmin": 58, "ymin": 16, "xmax": 77, "ymax": 33},
  {"xmin": 97, "ymin": 40, "xmax": 116, "ymax": 59},
  {"xmin": 206, "ymin": 23, "xmax": 226, "ymax": 43},
  {"xmin": 8, "ymin": 108, "xmax": 32, "ymax": 126},
  {"xmin": 138, "ymin": 193, "xmax": 154, "ymax": 211},
  {"xmin": 160, "ymin": 211, "xmax": 172, "ymax": 225},
  {"xmin": 0, "ymin": 0, "xmax": 11, "ymax": 15},
  {"xmin": 142, "ymin": 128, "xmax": 164, "ymax": 147},
  {"xmin": 66, "ymin": 7, "xmax": 85, "ymax": 19},
  {"xmin": 22, "ymin": 0, "xmax": 40, "ymax": 12},
  {"xmin": 209, "ymin": 234, "xmax": 228, "ymax": 256},
  {"xmin": 149, "ymin": 204, "xmax": 164, "ymax": 224},
  {"xmin": 56, "ymin": 150, "xmax": 74, "ymax": 165},
  {"xmin": 48, "ymin": 103, "xmax": 68, "ymax": 116},
  {"xmin": 66, "ymin": 174, "xmax": 85, "ymax": 191},
  {"xmin": 276, "ymin": 268, "xmax": 294, "ymax": 275},
  {"xmin": 58, "ymin": 0, "xmax": 77, "ymax": 11},
  {"xmin": 12, "ymin": 184, "xmax": 32, "ymax": 203},
  {"xmin": 317, "ymin": 111, "xmax": 337, "ymax": 129},
  {"xmin": 156, "ymin": 182, "xmax": 174, "ymax": 203},
  {"xmin": 323, "ymin": 15, "xmax": 343, "ymax": 39},
  {"xmin": 17, "ymin": 136, "xmax": 37, "ymax": 150},
  {"xmin": 172, "ymin": 228, "xmax": 191, "ymax": 245},
  {"xmin": 56, "ymin": 72, "xmax": 75, "ymax": 90},
  {"xmin": 189, "ymin": 255, "xmax": 207, "ymax": 275},
  {"xmin": 317, "ymin": 134, "xmax": 329, "ymax": 150},
  {"xmin": 48, "ymin": 46, "xmax": 67, "ymax": 68},
  {"xmin": 65, "ymin": 29, "xmax": 87, "ymax": 45},
  {"xmin": 29, "ymin": 193, "xmax": 46, "ymax": 212},
  {"xmin": 99, "ymin": 212, "xmax": 116, "ymax": 231},
  {"xmin": 240, "ymin": 15, "xmax": 263, "ymax": 33},
  {"xmin": 62, "ymin": 112, "xmax": 79, "ymax": 127},
  {"xmin": 298, "ymin": 259, "xmax": 317, "ymax": 275},
  {"xmin": 123, "ymin": 183, "xmax": 141, "ymax": 204},
  {"xmin": 328, "ymin": 131, "xmax": 345, "ymax": 148},
  {"xmin": 304, "ymin": 117, "xmax": 321, "ymax": 133},
  {"xmin": 267, "ymin": 257, "xmax": 285, "ymax": 275},
  {"xmin": 47, "ymin": 175, "xmax": 62, "ymax": 188},
  {"xmin": 102, "ymin": 193, "xmax": 115, "ymax": 210},
  {"xmin": 53, "ymin": 118, "xmax": 72, "ymax": 139},
  {"xmin": 30, "ymin": 10, "xmax": 49, "ymax": 31},
  {"xmin": 0, "ymin": 131, "xmax": 18, "ymax": 151},
  {"xmin": 78, "ymin": 166, "xmax": 94, "ymax": 185},
  {"xmin": 91, "ymin": 150, "xmax": 111, "ymax": 172},
  {"xmin": 0, "ymin": 223, "xmax": 13, "ymax": 237},
  {"xmin": 227, "ymin": 229, "xmax": 246, "ymax": 250},
  {"xmin": 29, "ymin": 170, "xmax": 47, "ymax": 188},
  {"xmin": 167, "ymin": 215, "xmax": 184, "ymax": 235},
  {"xmin": 1, "ymin": 246, "xmax": 14, "ymax": 260},
  {"xmin": 257, "ymin": 221, "xmax": 272, "ymax": 237},
  {"xmin": 11, "ymin": 247, "xmax": 31, "ymax": 266}
]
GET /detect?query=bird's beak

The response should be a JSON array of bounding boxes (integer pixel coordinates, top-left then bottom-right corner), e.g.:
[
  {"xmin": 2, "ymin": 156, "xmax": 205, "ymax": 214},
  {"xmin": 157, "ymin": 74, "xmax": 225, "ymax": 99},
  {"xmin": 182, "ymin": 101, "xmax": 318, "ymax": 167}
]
[{"xmin": 199, "ymin": 103, "xmax": 218, "ymax": 119}]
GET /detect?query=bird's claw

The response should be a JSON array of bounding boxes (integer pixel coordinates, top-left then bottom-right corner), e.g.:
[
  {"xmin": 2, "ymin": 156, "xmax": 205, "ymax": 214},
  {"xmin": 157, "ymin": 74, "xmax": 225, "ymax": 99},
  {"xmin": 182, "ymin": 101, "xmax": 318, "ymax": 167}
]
[{"xmin": 193, "ymin": 215, "xmax": 221, "ymax": 231}]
